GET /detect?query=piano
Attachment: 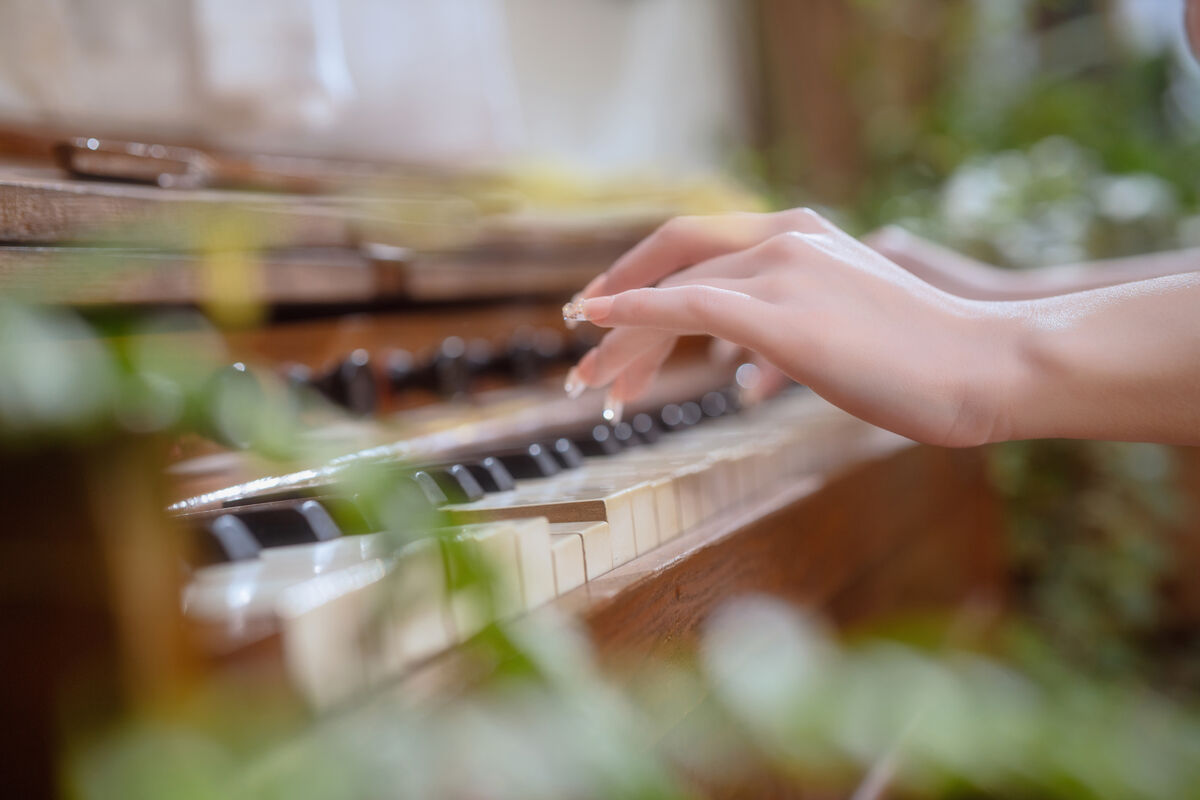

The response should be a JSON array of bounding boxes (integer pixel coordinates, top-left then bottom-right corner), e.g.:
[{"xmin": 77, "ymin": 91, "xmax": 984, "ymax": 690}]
[{"xmin": 0, "ymin": 128, "xmax": 1005, "ymax": 797}]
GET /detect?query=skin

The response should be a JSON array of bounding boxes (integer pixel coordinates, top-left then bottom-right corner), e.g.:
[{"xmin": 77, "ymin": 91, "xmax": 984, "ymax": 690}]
[
  {"xmin": 563, "ymin": 2, "xmax": 1200, "ymax": 446},
  {"xmin": 564, "ymin": 207, "xmax": 1200, "ymax": 447},
  {"xmin": 865, "ymin": 226, "xmax": 1200, "ymax": 301}
]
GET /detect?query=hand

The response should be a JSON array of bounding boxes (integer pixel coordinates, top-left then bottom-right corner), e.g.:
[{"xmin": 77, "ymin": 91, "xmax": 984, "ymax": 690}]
[
  {"xmin": 863, "ymin": 226, "xmax": 1024, "ymax": 300},
  {"xmin": 564, "ymin": 210, "xmax": 1018, "ymax": 448}
]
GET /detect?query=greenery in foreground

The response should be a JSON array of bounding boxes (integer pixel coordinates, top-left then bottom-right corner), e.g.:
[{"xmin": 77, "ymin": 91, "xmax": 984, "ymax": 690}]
[
  {"xmin": 5, "ymin": 2, "xmax": 1200, "ymax": 797},
  {"xmin": 68, "ymin": 600, "xmax": 1200, "ymax": 799}
]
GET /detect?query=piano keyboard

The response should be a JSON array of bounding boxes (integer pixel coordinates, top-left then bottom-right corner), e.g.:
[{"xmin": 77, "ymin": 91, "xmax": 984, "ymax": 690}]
[{"xmin": 181, "ymin": 388, "xmax": 886, "ymax": 707}]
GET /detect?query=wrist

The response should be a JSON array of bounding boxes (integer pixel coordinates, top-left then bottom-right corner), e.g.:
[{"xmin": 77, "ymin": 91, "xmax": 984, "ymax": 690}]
[
  {"xmin": 990, "ymin": 298, "xmax": 1089, "ymax": 443},
  {"xmin": 950, "ymin": 300, "xmax": 1040, "ymax": 445}
]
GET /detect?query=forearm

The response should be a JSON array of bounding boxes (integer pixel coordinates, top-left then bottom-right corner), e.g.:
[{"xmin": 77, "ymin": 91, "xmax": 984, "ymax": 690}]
[
  {"xmin": 995, "ymin": 272, "xmax": 1200, "ymax": 444},
  {"xmin": 870, "ymin": 226, "xmax": 1200, "ymax": 300},
  {"xmin": 1022, "ymin": 249, "xmax": 1200, "ymax": 298}
]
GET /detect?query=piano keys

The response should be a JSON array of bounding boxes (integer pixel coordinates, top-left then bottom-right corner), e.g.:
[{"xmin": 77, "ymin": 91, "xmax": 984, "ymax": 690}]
[
  {"xmin": 176, "ymin": 385, "xmax": 903, "ymax": 707},
  {"xmin": 0, "ymin": 131, "xmax": 1007, "ymax": 799}
]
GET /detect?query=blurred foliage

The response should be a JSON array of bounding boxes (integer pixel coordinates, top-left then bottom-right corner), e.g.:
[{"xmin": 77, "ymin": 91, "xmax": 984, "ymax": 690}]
[
  {"xmin": 65, "ymin": 598, "xmax": 1200, "ymax": 800},
  {"xmin": 8, "ymin": 2, "xmax": 1200, "ymax": 796},
  {"xmin": 991, "ymin": 441, "xmax": 1184, "ymax": 682},
  {"xmin": 830, "ymin": 0, "xmax": 1200, "ymax": 697},
  {"xmin": 847, "ymin": 3, "xmax": 1200, "ymax": 246}
]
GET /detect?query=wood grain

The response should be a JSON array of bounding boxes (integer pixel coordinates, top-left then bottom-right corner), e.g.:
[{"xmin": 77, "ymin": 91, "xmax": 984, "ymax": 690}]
[
  {"xmin": 0, "ymin": 245, "xmax": 386, "ymax": 305},
  {"xmin": 0, "ymin": 165, "xmax": 353, "ymax": 247},
  {"xmin": 567, "ymin": 442, "xmax": 1004, "ymax": 671}
]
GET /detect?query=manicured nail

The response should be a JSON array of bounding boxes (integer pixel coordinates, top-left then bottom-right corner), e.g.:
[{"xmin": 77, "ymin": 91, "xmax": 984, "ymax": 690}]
[
  {"xmin": 563, "ymin": 367, "xmax": 586, "ymax": 399},
  {"xmin": 602, "ymin": 393, "xmax": 624, "ymax": 425},
  {"xmin": 564, "ymin": 293, "xmax": 583, "ymax": 329},
  {"xmin": 563, "ymin": 295, "xmax": 613, "ymax": 323},
  {"xmin": 582, "ymin": 296, "xmax": 613, "ymax": 322},
  {"xmin": 562, "ymin": 298, "xmax": 587, "ymax": 322}
]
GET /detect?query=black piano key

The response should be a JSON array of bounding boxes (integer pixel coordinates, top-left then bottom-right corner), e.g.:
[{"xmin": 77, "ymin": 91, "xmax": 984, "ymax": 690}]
[
  {"xmin": 495, "ymin": 443, "xmax": 562, "ymax": 480},
  {"xmin": 631, "ymin": 412, "xmax": 662, "ymax": 444},
  {"xmin": 385, "ymin": 348, "xmax": 417, "ymax": 391},
  {"xmin": 429, "ymin": 464, "xmax": 485, "ymax": 504},
  {"xmin": 411, "ymin": 470, "xmax": 450, "ymax": 507},
  {"xmin": 283, "ymin": 351, "xmax": 378, "ymax": 416},
  {"xmin": 429, "ymin": 337, "xmax": 472, "ymax": 397},
  {"xmin": 320, "ymin": 349, "xmax": 377, "ymax": 415},
  {"xmin": 204, "ymin": 515, "xmax": 261, "ymax": 562},
  {"xmin": 700, "ymin": 390, "xmax": 730, "ymax": 419},
  {"xmin": 231, "ymin": 506, "xmax": 323, "ymax": 548},
  {"xmin": 298, "ymin": 499, "xmax": 343, "ymax": 541},
  {"xmin": 659, "ymin": 403, "xmax": 686, "ymax": 432},
  {"xmin": 465, "ymin": 338, "xmax": 495, "ymax": 380},
  {"xmin": 574, "ymin": 424, "xmax": 623, "ymax": 457},
  {"xmin": 299, "ymin": 497, "xmax": 372, "ymax": 536},
  {"xmin": 351, "ymin": 492, "xmax": 383, "ymax": 532},
  {"xmin": 387, "ymin": 338, "xmax": 473, "ymax": 398},
  {"xmin": 680, "ymin": 401, "xmax": 703, "ymax": 427},
  {"xmin": 503, "ymin": 327, "xmax": 541, "ymax": 383},
  {"xmin": 551, "ymin": 437, "xmax": 585, "ymax": 469},
  {"xmin": 721, "ymin": 386, "xmax": 742, "ymax": 415},
  {"xmin": 611, "ymin": 422, "xmax": 638, "ymax": 448},
  {"xmin": 466, "ymin": 457, "xmax": 516, "ymax": 492}
]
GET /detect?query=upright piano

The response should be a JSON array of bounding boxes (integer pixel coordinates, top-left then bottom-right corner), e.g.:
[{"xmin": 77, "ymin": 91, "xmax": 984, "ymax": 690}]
[{"xmin": 0, "ymin": 128, "xmax": 1005, "ymax": 797}]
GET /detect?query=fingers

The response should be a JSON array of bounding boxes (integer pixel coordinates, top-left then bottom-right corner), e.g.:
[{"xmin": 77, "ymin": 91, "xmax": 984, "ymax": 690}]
[
  {"xmin": 579, "ymin": 208, "xmax": 829, "ymax": 300},
  {"xmin": 708, "ymin": 337, "xmax": 744, "ymax": 365},
  {"xmin": 568, "ymin": 327, "xmax": 677, "ymax": 389},
  {"xmin": 608, "ymin": 339, "xmax": 676, "ymax": 404},
  {"xmin": 579, "ymin": 284, "xmax": 768, "ymax": 348}
]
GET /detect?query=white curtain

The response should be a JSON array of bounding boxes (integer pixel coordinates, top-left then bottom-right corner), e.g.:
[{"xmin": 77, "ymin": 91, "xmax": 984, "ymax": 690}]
[{"xmin": 0, "ymin": 0, "xmax": 744, "ymax": 174}]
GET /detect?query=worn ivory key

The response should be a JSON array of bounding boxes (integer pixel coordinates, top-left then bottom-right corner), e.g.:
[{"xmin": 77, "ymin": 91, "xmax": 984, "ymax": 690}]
[
  {"xmin": 446, "ymin": 521, "xmax": 524, "ymax": 639},
  {"xmin": 550, "ymin": 533, "xmax": 586, "ymax": 595},
  {"xmin": 184, "ymin": 532, "xmax": 395, "ymax": 622},
  {"xmin": 548, "ymin": 520, "xmax": 612, "ymax": 581},
  {"xmin": 445, "ymin": 477, "xmax": 650, "ymax": 567}
]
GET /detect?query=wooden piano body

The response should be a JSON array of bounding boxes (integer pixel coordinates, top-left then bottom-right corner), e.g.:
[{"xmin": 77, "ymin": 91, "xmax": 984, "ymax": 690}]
[{"xmin": 0, "ymin": 129, "xmax": 1005, "ymax": 797}]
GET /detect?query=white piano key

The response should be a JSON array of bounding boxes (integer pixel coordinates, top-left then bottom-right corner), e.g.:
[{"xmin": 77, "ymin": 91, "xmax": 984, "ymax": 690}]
[
  {"xmin": 184, "ymin": 560, "xmax": 278, "ymax": 622},
  {"xmin": 276, "ymin": 537, "xmax": 457, "ymax": 708},
  {"xmin": 452, "ymin": 522, "xmax": 524, "ymax": 629},
  {"xmin": 276, "ymin": 558, "xmax": 388, "ymax": 708},
  {"xmin": 652, "ymin": 477, "xmax": 681, "ymax": 543},
  {"xmin": 258, "ymin": 532, "xmax": 390, "ymax": 574},
  {"xmin": 381, "ymin": 537, "xmax": 455, "ymax": 667},
  {"xmin": 508, "ymin": 517, "xmax": 557, "ymax": 609},
  {"xmin": 446, "ymin": 479, "xmax": 644, "ymax": 568},
  {"xmin": 548, "ymin": 520, "xmax": 612, "ymax": 581},
  {"xmin": 550, "ymin": 533, "xmax": 586, "ymax": 595}
]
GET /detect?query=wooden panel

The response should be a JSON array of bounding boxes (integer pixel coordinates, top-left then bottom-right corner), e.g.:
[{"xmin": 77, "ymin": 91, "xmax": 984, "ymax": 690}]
[
  {"xmin": 391, "ymin": 440, "xmax": 1004, "ymax": 709},
  {"xmin": 0, "ymin": 165, "xmax": 352, "ymax": 246},
  {"xmin": 0, "ymin": 246, "xmax": 386, "ymax": 305},
  {"xmin": 572, "ymin": 443, "xmax": 1004, "ymax": 668}
]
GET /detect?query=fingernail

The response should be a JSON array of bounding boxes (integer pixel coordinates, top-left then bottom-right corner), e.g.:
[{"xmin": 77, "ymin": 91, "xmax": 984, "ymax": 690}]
[
  {"xmin": 562, "ymin": 298, "xmax": 587, "ymax": 322},
  {"xmin": 602, "ymin": 393, "xmax": 624, "ymax": 425},
  {"xmin": 564, "ymin": 294, "xmax": 582, "ymax": 329},
  {"xmin": 563, "ymin": 295, "xmax": 613, "ymax": 323},
  {"xmin": 582, "ymin": 296, "xmax": 613, "ymax": 322},
  {"xmin": 564, "ymin": 367, "xmax": 586, "ymax": 399}
]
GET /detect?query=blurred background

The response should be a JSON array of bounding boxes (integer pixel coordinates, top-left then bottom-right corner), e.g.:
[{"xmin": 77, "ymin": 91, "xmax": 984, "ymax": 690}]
[{"xmin": 3, "ymin": 0, "xmax": 1200, "ymax": 798}]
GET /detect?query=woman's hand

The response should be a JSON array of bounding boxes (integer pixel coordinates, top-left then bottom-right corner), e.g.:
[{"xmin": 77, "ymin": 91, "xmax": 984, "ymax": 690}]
[
  {"xmin": 563, "ymin": 210, "xmax": 1020, "ymax": 447},
  {"xmin": 565, "ymin": 209, "xmax": 1200, "ymax": 446}
]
